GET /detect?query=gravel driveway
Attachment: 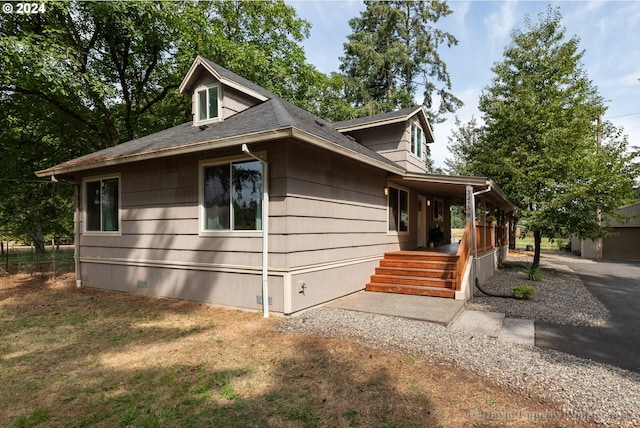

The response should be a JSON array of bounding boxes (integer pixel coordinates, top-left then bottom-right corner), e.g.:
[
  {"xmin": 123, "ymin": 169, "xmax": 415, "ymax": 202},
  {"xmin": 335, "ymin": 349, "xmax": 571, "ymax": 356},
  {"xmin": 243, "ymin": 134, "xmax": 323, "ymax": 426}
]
[{"xmin": 280, "ymin": 253, "xmax": 640, "ymax": 427}]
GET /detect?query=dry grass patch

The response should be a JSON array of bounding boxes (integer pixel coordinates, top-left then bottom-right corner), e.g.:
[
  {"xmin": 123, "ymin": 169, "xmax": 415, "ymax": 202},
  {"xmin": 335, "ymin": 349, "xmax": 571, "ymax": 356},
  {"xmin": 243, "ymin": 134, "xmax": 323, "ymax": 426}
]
[{"xmin": 0, "ymin": 273, "xmax": 589, "ymax": 427}]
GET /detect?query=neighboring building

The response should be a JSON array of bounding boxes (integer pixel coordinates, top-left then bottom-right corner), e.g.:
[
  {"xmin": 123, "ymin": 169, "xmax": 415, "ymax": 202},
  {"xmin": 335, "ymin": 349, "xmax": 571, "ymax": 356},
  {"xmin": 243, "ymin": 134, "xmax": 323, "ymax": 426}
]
[
  {"xmin": 571, "ymin": 202, "xmax": 640, "ymax": 261},
  {"xmin": 36, "ymin": 56, "xmax": 514, "ymax": 315}
]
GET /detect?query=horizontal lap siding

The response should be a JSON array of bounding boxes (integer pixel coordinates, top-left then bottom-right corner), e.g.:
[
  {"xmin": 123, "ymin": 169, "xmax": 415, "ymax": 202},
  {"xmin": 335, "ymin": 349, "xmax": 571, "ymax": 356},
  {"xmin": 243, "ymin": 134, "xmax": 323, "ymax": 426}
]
[
  {"xmin": 79, "ymin": 146, "xmax": 288, "ymax": 269},
  {"xmin": 281, "ymin": 141, "xmax": 398, "ymax": 269},
  {"xmin": 77, "ymin": 144, "xmax": 289, "ymax": 311}
]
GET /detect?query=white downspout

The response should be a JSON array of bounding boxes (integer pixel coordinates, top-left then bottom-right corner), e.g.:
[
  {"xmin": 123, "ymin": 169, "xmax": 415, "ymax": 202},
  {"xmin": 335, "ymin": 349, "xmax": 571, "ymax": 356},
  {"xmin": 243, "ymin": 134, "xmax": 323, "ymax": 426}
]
[
  {"xmin": 74, "ymin": 183, "xmax": 82, "ymax": 287},
  {"xmin": 242, "ymin": 144, "xmax": 269, "ymax": 318},
  {"xmin": 472, "ymin": 186, "xmax": 492, "ymax": 288}
]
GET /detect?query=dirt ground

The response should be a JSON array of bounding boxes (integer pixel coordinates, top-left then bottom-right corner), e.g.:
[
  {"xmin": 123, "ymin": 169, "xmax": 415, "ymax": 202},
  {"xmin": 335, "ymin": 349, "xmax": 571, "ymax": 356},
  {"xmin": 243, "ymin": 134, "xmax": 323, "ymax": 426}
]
[{"xmin": 0, "ymin": 273, "xmax": 594, "ymax": 427}]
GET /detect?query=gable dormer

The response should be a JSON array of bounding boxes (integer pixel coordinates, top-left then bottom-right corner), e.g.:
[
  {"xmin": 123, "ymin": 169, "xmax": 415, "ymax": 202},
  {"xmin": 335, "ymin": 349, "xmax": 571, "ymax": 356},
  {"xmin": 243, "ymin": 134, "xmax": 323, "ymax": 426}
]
[
  {"xmin": 334, "ymin": 106, "xmax": 435, "ymax": 173},
  {"xmin": 179, "ymin": 56, "xmax": 270, "ymax": 126}
]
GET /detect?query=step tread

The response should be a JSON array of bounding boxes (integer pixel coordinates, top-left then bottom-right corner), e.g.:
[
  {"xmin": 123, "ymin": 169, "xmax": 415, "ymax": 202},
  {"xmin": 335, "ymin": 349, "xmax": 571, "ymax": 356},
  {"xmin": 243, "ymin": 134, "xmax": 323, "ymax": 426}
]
[
  {"xmin": 375, "ymin": 267, "xmax": 457, "ymax": 277},
  {"xmin": 366, "ymin": 283, "xmax": 456, "ymax": 298}
]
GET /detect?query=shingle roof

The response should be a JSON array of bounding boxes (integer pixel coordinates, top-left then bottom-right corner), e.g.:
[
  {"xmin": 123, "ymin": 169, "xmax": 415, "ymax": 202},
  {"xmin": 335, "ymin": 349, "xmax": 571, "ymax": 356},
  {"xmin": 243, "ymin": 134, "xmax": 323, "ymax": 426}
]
[
  {"xmin": 37, "ymin": 61, "xmax": 403, "ymax": 176},
  {"xmin": 333, "ymin": 106, "xmax": 420, "ymax": 129}
]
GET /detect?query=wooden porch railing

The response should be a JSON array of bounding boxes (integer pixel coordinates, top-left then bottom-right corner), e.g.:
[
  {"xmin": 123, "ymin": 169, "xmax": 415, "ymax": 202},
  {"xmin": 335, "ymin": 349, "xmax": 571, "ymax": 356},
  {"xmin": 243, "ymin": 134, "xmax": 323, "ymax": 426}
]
[
  {"xmin": 475, "ymin": 223, "xmax": 508, "ymax": 252},
  {"xmin": 455, "ymin": 220, "xmax": 472, "ymax": 291}
]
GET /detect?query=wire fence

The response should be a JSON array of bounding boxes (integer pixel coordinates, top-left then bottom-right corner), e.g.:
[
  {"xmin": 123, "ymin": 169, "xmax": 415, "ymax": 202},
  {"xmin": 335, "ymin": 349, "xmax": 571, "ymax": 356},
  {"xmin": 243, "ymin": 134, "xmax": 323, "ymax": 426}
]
[{"xmin": 1, "ymin": 241, "xmax": 75, "ymax": 278}]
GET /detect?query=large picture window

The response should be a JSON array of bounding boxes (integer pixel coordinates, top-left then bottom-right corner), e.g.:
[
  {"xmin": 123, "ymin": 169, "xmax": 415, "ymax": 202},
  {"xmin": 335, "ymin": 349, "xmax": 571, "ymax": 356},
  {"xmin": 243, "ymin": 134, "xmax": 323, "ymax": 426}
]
[
  {"xmin": 202, "ymin": 159, "xmax": 263, "ymax": 231},
  {"xmin": 388, "ymin": 186, "xmax": 409, "ymax": 233},
  {"xmin": 85, "ymin": 177, "xmax": 119, "ymax": 232}
]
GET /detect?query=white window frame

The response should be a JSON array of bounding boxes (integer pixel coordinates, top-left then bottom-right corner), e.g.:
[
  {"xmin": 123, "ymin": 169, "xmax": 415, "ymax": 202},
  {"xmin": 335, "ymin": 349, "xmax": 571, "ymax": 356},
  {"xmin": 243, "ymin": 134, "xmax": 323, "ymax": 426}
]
[
  {"xmin": 410, "ymin": 122, "xmax": 423, "ymax": 160},
  {"xmin": 195, "ymin": 84, "xmax": 221, "ymax": 125},
  {"xmin": 387, "ymin": 184, "xmax": 410, "ymax": 235},
  {"xmin": 82, "ymin": 173, "xmax": 121, "ymax": 236},
  {"xmin": 198, "ymin": 154, "xmax": 265, "ymax": 237}
]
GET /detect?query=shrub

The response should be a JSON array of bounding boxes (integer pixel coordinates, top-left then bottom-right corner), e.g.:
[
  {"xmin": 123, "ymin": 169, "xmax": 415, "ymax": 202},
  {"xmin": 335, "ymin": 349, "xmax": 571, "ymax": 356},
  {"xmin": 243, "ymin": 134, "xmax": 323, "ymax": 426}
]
[
  {"xmin": 520, "ymin": 262, "xmax": 542, "ymax": 281},
  {"xmin": 512, "ymin": 285, "xmax": 537, "ymax": 300}
]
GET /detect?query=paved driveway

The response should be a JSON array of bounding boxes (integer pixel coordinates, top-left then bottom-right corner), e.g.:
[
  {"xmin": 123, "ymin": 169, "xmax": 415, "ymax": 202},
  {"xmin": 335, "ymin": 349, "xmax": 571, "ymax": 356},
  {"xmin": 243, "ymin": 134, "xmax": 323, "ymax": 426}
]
[{"xmin": 535, "ymin": 258, "xmax": 640, "ymax": 373}]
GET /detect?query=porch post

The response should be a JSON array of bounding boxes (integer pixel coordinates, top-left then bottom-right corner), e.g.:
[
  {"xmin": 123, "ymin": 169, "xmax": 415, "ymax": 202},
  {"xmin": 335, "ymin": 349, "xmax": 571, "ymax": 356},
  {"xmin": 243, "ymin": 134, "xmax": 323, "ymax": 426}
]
[{"xmin": 465, "ymin": 185, "xmax": 475, "ymax": 255}]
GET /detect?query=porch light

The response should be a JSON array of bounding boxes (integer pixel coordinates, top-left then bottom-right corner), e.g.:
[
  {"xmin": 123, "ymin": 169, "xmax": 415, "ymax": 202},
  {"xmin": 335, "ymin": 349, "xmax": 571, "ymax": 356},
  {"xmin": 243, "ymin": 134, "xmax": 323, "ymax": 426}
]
[
  {"xmin": 384, "ymin": 187, "xmax": 389, "ymax": 196},
  {"xmin": 427, "ymin": 199, "xmax": 431, "ymax": 207}
]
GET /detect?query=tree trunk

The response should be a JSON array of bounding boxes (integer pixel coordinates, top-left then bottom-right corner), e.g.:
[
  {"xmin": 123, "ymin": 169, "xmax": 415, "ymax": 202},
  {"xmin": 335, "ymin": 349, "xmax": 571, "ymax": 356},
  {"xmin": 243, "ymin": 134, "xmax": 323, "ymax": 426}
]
[
  {"xmin": 509, "ymin": 213, "xmax": 519, "ymax": 250},
  {"xmin": 532, "ymin": 229, "xmax": 542, "ymax": 268},
  {"xmin": 29, "ymin": 229, "xmax": 47, "ymax": 255}
]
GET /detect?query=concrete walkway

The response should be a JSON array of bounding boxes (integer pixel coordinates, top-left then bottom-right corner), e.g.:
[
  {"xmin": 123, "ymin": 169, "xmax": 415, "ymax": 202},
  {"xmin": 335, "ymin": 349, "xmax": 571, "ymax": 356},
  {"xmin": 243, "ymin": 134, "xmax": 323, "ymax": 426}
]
[
  {"xmin": 450, "ymin": 310, "xmax": 535, "ymax": 346},
  {"xmin": 326, "ymin": 291, "xmax": 465, "ymax": 326},
  {"xmin": 326, "ymin": 291, "xmax": 535, "ymax": 346}
]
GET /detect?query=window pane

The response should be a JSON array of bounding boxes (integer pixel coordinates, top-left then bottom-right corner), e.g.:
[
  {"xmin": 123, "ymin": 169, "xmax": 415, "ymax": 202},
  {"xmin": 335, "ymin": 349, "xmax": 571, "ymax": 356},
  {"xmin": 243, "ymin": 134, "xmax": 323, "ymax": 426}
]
[
  {"xmin": 198, "ymin": 90, "xmax": 207, "ymax": 121},
  {"xmin": 417, "ymin": 128, "xmax": 422, "ymax": 158},
  {"xmin": 232, "ymin": 160, "xmax": 262, "ymax": 230},
  {"xmin": 85, "ymin": 181, "xmax": 101, "ymax": 231},
  {"xmin": 208, "ymin": 87, "xmax": 218, "ymax": 119},
  {"xmin": 388, "ymin": 187, "xmax": 398, "ymax": 232},
  {"xmin": 399, "ymin": 189, "xmax": 408, "ymax": 232},
  {"xmin": 203, "ymin": 165, "xmax": 230, "ymax": 230},
  {"xmin": 410, "ymin": 124, "xmax": 416, "ymax": 154},
  {"xmin": 101, "ymin": 178, "xmax": 119, "ymax": 231}
]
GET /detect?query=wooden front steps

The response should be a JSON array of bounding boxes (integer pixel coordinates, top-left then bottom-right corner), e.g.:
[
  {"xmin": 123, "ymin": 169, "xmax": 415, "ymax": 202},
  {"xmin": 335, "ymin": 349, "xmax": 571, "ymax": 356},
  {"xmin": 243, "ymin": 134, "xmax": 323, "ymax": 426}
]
[{"xmin": 366, "ymin": 251, "xmax": 458, "ymax": 298}]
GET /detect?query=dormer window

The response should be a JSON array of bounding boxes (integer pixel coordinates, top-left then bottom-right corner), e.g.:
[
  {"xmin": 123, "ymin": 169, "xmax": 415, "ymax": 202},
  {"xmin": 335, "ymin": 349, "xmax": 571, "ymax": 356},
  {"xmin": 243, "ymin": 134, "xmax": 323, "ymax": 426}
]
[
  {"xmin": 197, "ymin": 85, "xmax": 220, "ymax": 123},
  {"xmin": 411, "ymin": 122, "xmax": 422, "ymax": 159},
  {"xmin": 410, "ymin": 122, "xmax": 423, "ymax": 159}
]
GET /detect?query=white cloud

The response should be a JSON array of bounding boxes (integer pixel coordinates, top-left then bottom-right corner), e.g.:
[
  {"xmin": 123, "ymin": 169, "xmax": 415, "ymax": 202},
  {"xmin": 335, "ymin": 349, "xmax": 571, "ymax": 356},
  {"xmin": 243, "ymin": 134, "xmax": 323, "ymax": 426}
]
[{"xmin": 483, "ymin": 0, "xmax": 517, "ymax": 44}]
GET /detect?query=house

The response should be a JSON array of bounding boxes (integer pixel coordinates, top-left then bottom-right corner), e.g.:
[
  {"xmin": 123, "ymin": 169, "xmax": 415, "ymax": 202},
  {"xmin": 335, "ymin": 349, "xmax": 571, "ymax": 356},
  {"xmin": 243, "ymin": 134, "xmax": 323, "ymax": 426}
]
[
  {"xmin": 571, "ymin": 202, "xmax": 640, "ymax": 261},
  {"xmin": 36, "ymin": 56, "xmax": 515, "ymax": 316}
]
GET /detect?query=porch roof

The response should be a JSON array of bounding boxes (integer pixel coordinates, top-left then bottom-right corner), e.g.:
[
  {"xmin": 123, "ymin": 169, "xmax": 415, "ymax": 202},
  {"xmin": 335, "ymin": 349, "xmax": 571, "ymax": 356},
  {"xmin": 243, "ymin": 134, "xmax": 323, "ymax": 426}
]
[{"xmin": 389, "ymin": 172, "xmax": 516, "ymax": 211}]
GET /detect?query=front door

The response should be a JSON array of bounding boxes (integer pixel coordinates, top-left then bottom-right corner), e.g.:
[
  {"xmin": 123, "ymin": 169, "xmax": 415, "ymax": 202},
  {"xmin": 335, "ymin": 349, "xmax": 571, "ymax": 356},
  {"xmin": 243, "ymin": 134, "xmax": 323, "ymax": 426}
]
[{"xmin": 417, "ymin": 195, "xmax": 427, "ymax": 247}]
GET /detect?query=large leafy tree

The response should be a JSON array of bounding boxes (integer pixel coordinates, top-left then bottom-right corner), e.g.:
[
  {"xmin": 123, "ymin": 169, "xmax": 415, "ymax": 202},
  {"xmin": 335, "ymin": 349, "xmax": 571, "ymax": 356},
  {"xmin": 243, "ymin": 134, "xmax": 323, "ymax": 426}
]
[
  {"xmin": 340, "ymin": 0, "xmax": 462, "ymax": 122},
  {"xmin": 0, "ymin": 0, "xmax": 340, "ymax": 251},
  {"xmin": 466, "ymin": 7, "xmax": 638, "ymax": 266}
]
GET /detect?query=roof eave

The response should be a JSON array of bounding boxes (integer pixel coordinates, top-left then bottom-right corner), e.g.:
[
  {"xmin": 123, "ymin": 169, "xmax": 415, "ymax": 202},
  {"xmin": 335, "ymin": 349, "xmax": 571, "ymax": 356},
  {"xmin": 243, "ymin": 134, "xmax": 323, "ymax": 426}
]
[
  {"xmin": 36, "ymin": 126, "xmax": 405, "ymax": 178},
  {"xmin": 35, "ymin": 128, "xmax": 293, "ymax": 178},
  {"xmin": 401, "ymin": 172, "xmax": 516, "ymax": 211}
]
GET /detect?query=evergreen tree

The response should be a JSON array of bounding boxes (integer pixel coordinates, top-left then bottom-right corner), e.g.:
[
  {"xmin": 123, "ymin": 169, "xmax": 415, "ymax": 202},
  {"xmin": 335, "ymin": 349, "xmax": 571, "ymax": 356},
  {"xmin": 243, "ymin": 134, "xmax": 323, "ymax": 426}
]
[{"xmin": 340, "ymin": 0, "xmax": 462, "ymax": 122}]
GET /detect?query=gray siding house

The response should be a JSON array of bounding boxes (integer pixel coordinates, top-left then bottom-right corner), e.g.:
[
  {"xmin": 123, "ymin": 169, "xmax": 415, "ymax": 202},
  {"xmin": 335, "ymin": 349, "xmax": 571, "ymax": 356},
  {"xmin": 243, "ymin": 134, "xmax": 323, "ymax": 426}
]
[{"xmin": 37, "ymin": 56, "xmax": 514, "ymax": 315}]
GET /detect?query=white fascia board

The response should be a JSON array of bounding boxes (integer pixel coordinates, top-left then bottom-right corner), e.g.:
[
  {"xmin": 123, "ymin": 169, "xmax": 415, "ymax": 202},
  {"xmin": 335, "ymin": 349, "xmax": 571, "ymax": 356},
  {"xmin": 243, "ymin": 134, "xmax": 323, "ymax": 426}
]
[{"xmin": 35, "ymin": 128, "xmax": 292, "ymax": 177}]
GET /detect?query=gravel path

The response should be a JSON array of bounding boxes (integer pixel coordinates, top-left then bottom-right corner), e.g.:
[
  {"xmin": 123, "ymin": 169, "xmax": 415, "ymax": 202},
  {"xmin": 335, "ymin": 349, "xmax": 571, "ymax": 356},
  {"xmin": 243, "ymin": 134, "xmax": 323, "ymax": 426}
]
[
  {"xmin": 467, "ymin": 255, "xmax": 610, "ymax": 326},
  {"xmin": 279, "ymin": 254, "xmax": 640, "ymax": 427}
]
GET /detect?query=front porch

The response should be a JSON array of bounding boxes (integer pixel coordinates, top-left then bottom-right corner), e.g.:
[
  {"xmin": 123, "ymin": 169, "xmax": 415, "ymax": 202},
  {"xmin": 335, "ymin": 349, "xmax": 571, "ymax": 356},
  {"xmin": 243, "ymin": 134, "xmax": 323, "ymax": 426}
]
[
  {"xmin": 368, "ymin": 217, "xmax": 509, "ymax": 299},
  {"xmin": 366, "ymin": 249, "xmax": 459, "ymax": 298},
  {"xmin": 370, "ymin": 173, "xmax": 514, "ymax": 300}
]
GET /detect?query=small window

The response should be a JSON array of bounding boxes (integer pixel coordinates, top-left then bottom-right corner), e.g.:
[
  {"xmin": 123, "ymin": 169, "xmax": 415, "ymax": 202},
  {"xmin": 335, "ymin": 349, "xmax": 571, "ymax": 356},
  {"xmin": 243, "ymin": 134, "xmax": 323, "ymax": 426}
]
[
  {"xmin": 197, "ymin": 86, "xmax": 219, "ymax": 122},
  {"xmin": 202, "ymin": 159, "xmax": 263, "ymax": 231},
  {"xmin": 388, "ymin": 186, "xmax": 409, "ymax": 233},
  {"xmin": 411, "ymin": 123, "xmax": 423, "ymax": 159},
  {"xmin": 434, "ymin": 198, "xmax": 444, "ymax": 222},
  {"xmin": 85, "ymin": 176, "xmax": 119, "ymax": 232}
]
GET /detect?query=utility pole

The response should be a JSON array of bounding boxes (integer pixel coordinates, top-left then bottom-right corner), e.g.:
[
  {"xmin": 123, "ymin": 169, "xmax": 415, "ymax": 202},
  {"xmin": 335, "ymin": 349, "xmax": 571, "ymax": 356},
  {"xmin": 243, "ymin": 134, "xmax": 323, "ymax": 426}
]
[{"xmin": 595, "ymin": 115, "xmax": 603, "ymax": 261}]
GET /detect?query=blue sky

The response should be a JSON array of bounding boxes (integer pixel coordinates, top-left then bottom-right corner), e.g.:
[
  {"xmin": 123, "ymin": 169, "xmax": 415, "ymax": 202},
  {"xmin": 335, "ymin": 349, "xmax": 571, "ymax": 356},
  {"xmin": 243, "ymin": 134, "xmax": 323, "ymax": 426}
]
[{"xmin": 287, "ymin": 1, "xmax": 640, "ymax": 169}]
